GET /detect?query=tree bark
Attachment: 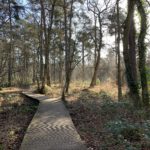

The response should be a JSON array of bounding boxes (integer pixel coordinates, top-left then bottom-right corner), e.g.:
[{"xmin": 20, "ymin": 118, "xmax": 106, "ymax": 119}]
[
  {"xmin": 136, "ymin": 0, "xmax": 149, "ymax": 107},
  {"xmin": 40, "ymin": 0, "xmax": 56, "ymax": 92},
  {"xmin": 62, "ymin": 0, "xmax": 74, "ymax": 96},
  {"xmin": 65, "ymin": 0, "xmax": 74, "ymax": 93},
  {"xmin": 62, "ymin": 0, "xmax": 68, "ymax": 100},
  {"xmin": 40, "ymin": 0, "xmax": 47, "ymax": 92},
  {"xmin": 123, "ymin": 0, "xmax": 141, "ymax": 107},
  {"xmin": 90, "ymin": 15, "xmax": 102, "ymax": 87},
  {"xmin": 39, "ymin": 14, "xmax": 43, "ymax": 81},
  {"xmin": 90, "ymin": 11, "xmax": 97, "ymax": 87},
  {"xmin": 8, "ymin": 0, "xmax": 12, "ymax": 87},
  {"xmin": 116, "ymin": 0, "xmax": 122, "ymax": 100},
  {"xmin": 46, "ymin": 2, "xmax": 56, "ymax": 86},
  {"xmin": 82, "ymin": 41, "xmax": 85, "ymax": 82}
]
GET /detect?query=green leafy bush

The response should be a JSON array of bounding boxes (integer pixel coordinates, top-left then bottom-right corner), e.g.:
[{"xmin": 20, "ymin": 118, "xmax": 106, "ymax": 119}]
[
  {"xmin": 142, "ymin": 120, "xmax": 150, "ymax": 138},
  {"xmin": 99, "ymin": 90, "xmax": 112, "ymax": 102},
  {"xmin": 101, "ymin": 100, "xmax": 133, "ymax": 117},
  {"xmin": 105, "ymin": 120, "xmax": 127, "ymax": 136},
  {"xmin": 105, "ymin": 120, "xmax": 142, "ymax": 141},
  {"xmin": 19, "ymin": 105, "xmax": 38, "ymax": 113},
  {"xmin": 105, "ymin": 119, "xmax": 150, "ymax": 149}
]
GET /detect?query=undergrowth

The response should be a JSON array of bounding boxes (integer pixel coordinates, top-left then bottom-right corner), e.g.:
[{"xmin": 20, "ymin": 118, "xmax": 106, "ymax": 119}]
[{"xmin": 67, "ymin": 88, "xmax": 150, "ymax": 150}]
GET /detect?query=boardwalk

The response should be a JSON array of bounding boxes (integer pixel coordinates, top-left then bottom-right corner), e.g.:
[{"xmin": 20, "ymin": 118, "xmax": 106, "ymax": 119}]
[{"xmin": 20, "ymin": 92, "xmax": 86, "ymax": 150}]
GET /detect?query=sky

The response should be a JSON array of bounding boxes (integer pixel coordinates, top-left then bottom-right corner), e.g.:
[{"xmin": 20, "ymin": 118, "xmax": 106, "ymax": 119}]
[{"xmin": 20, "ymin": 0, "xmax": 149, "ymax": 58}]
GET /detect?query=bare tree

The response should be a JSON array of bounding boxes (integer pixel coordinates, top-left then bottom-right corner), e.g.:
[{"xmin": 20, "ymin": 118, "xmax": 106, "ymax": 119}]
[{"xmin": 87, "ymin": 0, "xmax": 111, "ymax": 87}]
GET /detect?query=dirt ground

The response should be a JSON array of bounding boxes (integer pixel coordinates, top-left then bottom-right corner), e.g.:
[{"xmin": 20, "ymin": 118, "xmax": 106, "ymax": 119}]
[{"xmin": 0, "ymin": 93, "xmax": 38, "ymax": 150}]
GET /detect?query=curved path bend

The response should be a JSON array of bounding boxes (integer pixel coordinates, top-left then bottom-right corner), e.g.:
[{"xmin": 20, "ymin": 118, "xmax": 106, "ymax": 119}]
[{"xmin": 20, "ymin": 92, "xmax": 86, "ymax": 150}]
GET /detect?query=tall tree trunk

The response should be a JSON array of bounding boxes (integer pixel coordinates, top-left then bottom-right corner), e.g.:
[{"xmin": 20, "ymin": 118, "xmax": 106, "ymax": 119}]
[
  {"xmin": 40, "ymin": 0, "xmax": 56, "ymax": 91},
  {"xmin": 59, "ymin": 57, "xmax": 63, "ymax": 84},
  {"xmin": 90, "ymin": 15, "xmax": 102, "ymax": 87},
  {"xmin": 90, "ymin": 11, "xmax": 97, "ymax": 87},
  {"xmin": 65, "ymin": 0, "xmax": 74, "ymax": 93},
  {"xmin": 123, "ymin": 0, "xmax": 141, "ymax": 107},
  {"xmin": 46, "ymin": 2, "xmax": 56, "ymax": 86},
  {"xmin": 40, "ymin": 0, "xmax": 48, "ymax": 92},
  {"xmin": 53, "ymin": 46, "xmax": 56, "ymax": 83},
  {"xmin": 116, "ymin": 0, "xmax": 122, "ymax": 100},
  {"xmin": 82, "ymin": 41, "xmax": 85, "ymax": 82},
  {"xmin": 58, "ymin": 34, "xmax": 63, "ymax": 85},
  {"xmin": 65, "ymin": 71, "xmax": 72, "ymax": 93},
  {"xmin": 8, "ymin": 0, "xmax": 12, "ymax": 87},
  {"xmin": 62, "ymin": 0, "xmax": 68, "ymax": 100},
  {"xmin": 129, "ymin": 13, "xmax": 137, "ymax": 88},
  {"xmin": 90, "ymin": 50, "xmax": 100, "ymax": 87},
  {"xmin": 136, "ymin": 0, "xmax": 149, "ymax": 107},
  {"xmin": 62, "ymin": 0, "xmax": 74, "ymax": 96},
  {"xmin": 46, "ymin": 55, "xmax": 50, "ymax": 86},
  {"xmin": 32, "ymin": 54, "xmax": 36, "ymax": 84},
  {"xmin": 39, "ymin": 15, "xmax": 43, "ymax": 81},
  {"xmin": 115, "ymin": 25, "xmax": 118, "ymax": 85}
]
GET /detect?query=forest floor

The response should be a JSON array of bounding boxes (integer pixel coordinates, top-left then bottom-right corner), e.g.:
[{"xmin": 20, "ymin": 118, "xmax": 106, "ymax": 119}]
[
  {"xmin": 1, "ymin": 82, "xmax": 150, "ymax": 150},
  {"xmin": 46, "ymin": 81, "xmax": 150, "ymax": 150},
  {"xmin": 0, "ymin": 93, "xmax": 38, "ymax": 150}
]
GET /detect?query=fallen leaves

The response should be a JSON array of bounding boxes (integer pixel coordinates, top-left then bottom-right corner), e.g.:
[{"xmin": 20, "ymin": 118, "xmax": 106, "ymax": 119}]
[{"xmin": 0, "ymin": 94, "xmax": 38, "ymax": 150}]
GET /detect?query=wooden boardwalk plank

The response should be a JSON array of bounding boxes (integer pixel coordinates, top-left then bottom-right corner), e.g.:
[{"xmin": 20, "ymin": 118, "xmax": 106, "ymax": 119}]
[{"xmin": 20, "ymin": 92, "xmax": 86, "ymax": 150}]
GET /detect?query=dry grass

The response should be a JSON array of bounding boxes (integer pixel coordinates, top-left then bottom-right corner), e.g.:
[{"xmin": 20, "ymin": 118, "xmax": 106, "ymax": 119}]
[
  {"xmin": 89, "ymin": 82, "xmax": 127, "ymax": 100},
  {"xmin": 66, "ymin": 81, "xmax": 127, "ymax": 102},
  {"xmin": 0, "ymin": 81, "xmax": 128, "ymax": 101},
  {"xmin": 32, "ymin": 80, "xmax": 128, "ymax": 100},
  {"xmin": 37, "ymin": 84, "xmax": 62, "ymax": 98},
  {"xmin": 0, "ymin": 87, "xmax": 22, "ymax": 94},
  {"xmin": 34, "ymin": 81, "xmax": 128, "ymax": 103}
]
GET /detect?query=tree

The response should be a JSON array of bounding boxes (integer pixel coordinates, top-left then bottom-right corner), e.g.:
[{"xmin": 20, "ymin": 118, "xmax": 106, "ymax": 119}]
[
  {"xmin": 87, "ymin": 0, "xmax": 111, "ymax": 87},
  {"xmin": 116, "ymin": 0, "xmax": 122, "ymax": 100},
  {"xmin": 8, "ymin": 0, "xmax": 13, "ymax": 87},
  {"xmin": 136, "ymin": 0, "xmax": 149, "ymax": 107},
  {"xmin": 40, "ymin": 0, "xmax": 56, "ymax": 93},
  {"xmin": 62, "ymin": 0, "xmax": 85, "ymax": 98},
  {"xmin": 0, "ymin": 0, "xmax": 24, "ymax": 86},
  {"xmin": 76, "ymin": 11, "xmax": 92, "ymax": 81},
  {"xmin": 123, "ymin": 0, "xmax": 141, "ymax": 107},
  {"xmin": 107, "ymin": 4, "xmax": 126, "ymax": 100}
]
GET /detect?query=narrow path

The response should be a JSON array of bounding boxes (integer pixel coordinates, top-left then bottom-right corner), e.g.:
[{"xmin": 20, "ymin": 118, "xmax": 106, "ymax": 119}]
[{"xmin": 20, "ymin": 92, "xmax": 86, "ymax": 150}]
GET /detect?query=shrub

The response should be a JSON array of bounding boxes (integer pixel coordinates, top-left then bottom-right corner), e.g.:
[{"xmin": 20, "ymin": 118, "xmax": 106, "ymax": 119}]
[
  {"xmin": 142, "ymin": 120, "xmax": 150, "ymax": 138},
  {"xmin": 101, "ymin": 100, "xmax": 133, "ymax": 117},
  {"xmin": 19, "ymin": 105, "xmax": 38, "ymax": 113},
  {"xmin": 105, "ymin": 120, "xmax": 142, "ymax": 141},
  {"xmin": 99, "ymin": 90, "xmax": 112, "ymax": 102},
  {"xmin": 105, "ymin": 119, "xmax": 150, "ymax": 148}
]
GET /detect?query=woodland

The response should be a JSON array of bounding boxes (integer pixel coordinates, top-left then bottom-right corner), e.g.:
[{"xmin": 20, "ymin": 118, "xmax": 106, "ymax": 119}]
[{"xmin": 0, "ymin": 0, "xmax": 150, "ymax": 149}]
